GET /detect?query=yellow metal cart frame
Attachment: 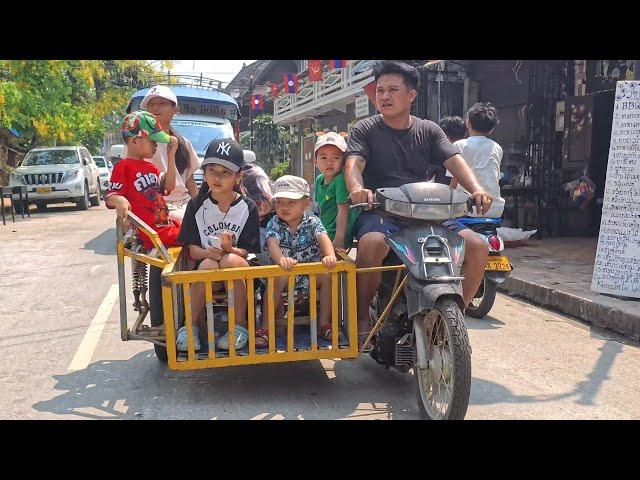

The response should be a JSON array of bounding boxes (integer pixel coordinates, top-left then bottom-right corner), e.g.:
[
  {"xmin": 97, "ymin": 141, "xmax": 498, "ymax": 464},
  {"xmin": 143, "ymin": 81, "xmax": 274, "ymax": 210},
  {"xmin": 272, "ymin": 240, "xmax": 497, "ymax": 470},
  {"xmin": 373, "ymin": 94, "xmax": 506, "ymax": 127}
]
[{"xmin": 116, "ymin": 213, "xmax": 366, "ymax": 371}]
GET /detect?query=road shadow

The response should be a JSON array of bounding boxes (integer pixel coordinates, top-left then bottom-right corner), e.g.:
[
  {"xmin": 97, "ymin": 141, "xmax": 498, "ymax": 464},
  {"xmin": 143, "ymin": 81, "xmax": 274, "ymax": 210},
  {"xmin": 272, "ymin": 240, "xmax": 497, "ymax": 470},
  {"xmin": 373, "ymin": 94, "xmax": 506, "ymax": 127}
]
[
  {"xmin": 33, "ymin": 351, "xmax": 418, "ymax": 420},
  {"xmin": 465, "ymin": 315, "xmax": 505, "ymax": 330},
  {"xmin": 83, "ymin": 228, "xmax": 116, "ymax": 256}
]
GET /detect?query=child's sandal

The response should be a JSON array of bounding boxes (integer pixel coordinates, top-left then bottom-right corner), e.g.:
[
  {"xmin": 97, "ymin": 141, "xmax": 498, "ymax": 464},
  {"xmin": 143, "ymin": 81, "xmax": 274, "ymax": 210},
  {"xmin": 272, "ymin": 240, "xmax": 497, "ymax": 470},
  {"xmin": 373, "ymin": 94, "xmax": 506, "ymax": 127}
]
[{"xmin": 318, "ymin": 323, "xmax": 333, "ymax": 341}]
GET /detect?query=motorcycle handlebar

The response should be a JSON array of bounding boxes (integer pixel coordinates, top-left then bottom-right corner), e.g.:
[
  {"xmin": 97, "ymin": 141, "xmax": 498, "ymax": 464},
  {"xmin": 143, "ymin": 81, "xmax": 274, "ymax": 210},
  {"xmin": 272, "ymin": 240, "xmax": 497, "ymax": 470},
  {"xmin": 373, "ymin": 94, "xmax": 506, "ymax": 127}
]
[{"xmin": 349, "ymin": 202, "xmax": 382, "ymax": 210}]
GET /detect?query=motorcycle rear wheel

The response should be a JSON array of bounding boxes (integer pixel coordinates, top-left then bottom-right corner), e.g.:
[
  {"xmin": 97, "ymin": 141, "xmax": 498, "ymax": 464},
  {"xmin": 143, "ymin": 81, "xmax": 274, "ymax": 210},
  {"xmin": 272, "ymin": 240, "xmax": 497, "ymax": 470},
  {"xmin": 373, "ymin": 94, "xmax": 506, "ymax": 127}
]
[
  {"xmin": 415, "ymin": 298, "xmax": 471, "ymax": 420},
  {"xmin": 466, "ymin": 277, "xmax": 497, "ymax": 319}
]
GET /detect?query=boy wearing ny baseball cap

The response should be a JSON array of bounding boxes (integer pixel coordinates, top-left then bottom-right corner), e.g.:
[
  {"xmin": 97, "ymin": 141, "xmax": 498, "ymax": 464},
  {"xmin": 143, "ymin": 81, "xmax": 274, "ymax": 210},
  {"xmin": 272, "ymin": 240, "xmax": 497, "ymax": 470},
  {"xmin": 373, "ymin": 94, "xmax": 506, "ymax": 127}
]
[
  {"xmin": 258, "ymin": 175, "xmax": 338, "ymax": 348},
  {"xmin": 314, "ymin": 132, "xmax": 359, "ymax": 253},
  {"xmin": 177, "ymin": 138, "xmax": 261, "ymax": 353},
  {"xmin": 104, "ymin": 110, "xmax": 181, "ymax": 250}
]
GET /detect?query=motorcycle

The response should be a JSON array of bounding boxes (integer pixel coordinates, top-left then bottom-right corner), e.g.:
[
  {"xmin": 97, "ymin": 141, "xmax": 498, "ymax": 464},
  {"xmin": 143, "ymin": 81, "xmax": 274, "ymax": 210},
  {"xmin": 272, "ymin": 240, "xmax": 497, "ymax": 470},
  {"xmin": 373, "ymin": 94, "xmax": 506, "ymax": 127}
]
[
  {"xmin": 456, "ymin": 218, "xmax": 512, "ymax": 319},
  {"xmin": 351, "ymin": 182, "xmax": 473, "ymax": 420}
]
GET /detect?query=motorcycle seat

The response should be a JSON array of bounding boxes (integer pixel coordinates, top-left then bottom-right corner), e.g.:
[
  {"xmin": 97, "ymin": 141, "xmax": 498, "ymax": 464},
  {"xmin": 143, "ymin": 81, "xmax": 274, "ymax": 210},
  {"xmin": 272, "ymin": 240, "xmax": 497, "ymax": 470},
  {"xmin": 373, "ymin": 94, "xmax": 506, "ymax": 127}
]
[{"xmin": 456, "ymin": 217, "xmax": 502, "ymax": 226}]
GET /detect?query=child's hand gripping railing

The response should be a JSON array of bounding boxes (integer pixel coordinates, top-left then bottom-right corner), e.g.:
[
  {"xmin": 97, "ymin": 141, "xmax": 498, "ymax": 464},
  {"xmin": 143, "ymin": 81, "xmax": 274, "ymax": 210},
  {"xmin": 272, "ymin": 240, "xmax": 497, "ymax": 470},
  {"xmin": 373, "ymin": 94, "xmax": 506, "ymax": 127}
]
[{"xmin": 116, "ymin": 211, "xmax": 176, "ymax": 342}]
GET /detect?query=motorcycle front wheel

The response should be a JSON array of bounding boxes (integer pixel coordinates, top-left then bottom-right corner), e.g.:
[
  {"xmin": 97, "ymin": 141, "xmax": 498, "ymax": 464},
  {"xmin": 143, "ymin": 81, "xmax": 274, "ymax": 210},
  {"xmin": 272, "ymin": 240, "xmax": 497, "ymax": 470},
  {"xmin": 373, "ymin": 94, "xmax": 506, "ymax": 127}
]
[
  {"xmin": 415, "ymin": 298, "xmax": 471, "ymax": 420},
  {"xmin": 465, "ymin": 276, "xmax": 497, "ymax": 319}
]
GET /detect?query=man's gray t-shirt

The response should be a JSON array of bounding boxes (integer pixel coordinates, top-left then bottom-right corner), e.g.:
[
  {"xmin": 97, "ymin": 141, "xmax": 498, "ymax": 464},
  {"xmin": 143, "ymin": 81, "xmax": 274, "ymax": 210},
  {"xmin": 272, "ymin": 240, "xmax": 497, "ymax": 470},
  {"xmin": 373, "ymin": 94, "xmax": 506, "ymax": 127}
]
[{"xmin": 345, "ymin": 114, "xmax": 459, "ymax": 191}]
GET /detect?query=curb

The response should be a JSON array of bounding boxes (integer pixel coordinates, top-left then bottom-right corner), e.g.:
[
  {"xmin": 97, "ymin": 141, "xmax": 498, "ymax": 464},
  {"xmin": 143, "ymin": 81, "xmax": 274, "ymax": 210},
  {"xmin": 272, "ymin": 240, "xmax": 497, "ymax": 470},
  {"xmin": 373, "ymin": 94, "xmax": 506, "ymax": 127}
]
[{"xmin": 497, "ymin": 276, "xmax": 640, "ymax": 342}]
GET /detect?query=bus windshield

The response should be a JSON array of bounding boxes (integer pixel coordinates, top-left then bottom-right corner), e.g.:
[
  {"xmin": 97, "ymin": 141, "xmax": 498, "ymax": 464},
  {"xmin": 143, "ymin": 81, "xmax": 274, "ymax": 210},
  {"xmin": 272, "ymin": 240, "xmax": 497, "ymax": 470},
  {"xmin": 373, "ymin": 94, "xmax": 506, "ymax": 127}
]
[{"xmin": 171, "ymin": 121, "xmax": 234, "ymax": 155}]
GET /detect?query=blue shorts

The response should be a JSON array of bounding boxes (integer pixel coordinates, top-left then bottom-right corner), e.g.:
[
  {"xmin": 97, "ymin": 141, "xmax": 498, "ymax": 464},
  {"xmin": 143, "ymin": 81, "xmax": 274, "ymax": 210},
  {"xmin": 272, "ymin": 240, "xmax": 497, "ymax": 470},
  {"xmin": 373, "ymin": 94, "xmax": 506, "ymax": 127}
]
[{"xmin": 353, "ymin": 212, "xmax": 469, "ymax": 240}]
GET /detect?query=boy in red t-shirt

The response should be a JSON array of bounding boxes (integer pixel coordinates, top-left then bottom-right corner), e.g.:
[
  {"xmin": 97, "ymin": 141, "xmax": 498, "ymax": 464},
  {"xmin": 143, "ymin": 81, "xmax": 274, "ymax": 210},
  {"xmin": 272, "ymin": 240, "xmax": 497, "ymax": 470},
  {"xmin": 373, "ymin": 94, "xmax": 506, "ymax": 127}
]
[{"xmin": 104, "ymin": 110, "xmax": 181, "ymax": 249}]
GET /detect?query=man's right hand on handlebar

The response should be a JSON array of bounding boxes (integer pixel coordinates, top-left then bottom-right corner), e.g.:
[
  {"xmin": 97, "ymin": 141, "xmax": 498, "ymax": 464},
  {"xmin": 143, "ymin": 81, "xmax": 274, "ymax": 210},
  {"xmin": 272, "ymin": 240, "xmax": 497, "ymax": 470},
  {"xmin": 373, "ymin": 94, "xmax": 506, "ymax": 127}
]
[
  {"xmin": 470, "ymin": 189, "xmax": 494, "ymax": 216},
  {"xmin": 349, "ymin": 188, "xmax": 375, "ymax": 209}
]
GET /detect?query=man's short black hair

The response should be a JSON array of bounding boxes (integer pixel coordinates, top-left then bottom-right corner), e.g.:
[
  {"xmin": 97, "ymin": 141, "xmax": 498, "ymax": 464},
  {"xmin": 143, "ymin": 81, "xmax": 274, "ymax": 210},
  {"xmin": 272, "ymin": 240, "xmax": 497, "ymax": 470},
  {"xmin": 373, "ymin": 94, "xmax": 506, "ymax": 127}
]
[
  {"xmin": 440, "ymin": 116, "xmax": 466, "ymax": 142},
  {"xmin": 373, "ymin": 61, "xmax": 420, "ymax": 91},
  {"xmin": 467, "ymin": 102, "xmax": 499, "ymax": 134}
]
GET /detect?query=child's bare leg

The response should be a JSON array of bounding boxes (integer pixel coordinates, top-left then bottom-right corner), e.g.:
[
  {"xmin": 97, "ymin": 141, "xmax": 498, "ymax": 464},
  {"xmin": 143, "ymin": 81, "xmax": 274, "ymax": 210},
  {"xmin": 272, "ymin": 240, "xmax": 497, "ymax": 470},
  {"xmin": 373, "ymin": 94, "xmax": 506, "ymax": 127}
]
[
  {"xmin": 317, "ymin": 273, "xmax": 332, "ymax": 328},
  {"xmin": 191, "ymin": 258, "xmax": 219, "ymax": 326},
  {"xmin": 262, "ymin": 276, "xmax": 288, "ymax": 330},
  {"xmin": 219, "ymin": 254, "xmax": 249, "ymax": 328}
]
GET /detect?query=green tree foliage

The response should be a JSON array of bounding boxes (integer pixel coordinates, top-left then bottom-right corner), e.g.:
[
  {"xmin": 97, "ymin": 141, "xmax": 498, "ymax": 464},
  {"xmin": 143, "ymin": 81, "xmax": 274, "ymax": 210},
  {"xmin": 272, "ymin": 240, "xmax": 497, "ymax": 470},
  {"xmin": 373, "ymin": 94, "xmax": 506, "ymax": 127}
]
[
  {"xmin": 0, "ymin": 60, "xmax": 172, "ymax": 153},
  {"xmin": 250, "ymin": 114, "xmax": 291, "ymax": 174},
  {"xmin": 269, "ymin": 160, "xmax": 290, "ymax": 179}
]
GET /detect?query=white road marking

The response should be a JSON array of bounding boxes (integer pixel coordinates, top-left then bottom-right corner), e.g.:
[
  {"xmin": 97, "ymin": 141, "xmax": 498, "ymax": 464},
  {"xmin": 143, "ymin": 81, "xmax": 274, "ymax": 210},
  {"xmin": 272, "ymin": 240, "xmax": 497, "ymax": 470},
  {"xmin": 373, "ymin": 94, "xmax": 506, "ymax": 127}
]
[{"xmin": 67, "ymin": 284, "xmax": 119, "ymax": 371}]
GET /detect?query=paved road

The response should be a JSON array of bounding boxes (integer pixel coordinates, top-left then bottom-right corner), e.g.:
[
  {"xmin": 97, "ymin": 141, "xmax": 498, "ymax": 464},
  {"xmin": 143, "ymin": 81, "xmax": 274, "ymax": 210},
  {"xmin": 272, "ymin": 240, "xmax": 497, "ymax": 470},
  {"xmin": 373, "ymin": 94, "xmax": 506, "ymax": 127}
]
[{"xmin": 1, "ymin": 204, "xmax": 639, "ymax": 419}]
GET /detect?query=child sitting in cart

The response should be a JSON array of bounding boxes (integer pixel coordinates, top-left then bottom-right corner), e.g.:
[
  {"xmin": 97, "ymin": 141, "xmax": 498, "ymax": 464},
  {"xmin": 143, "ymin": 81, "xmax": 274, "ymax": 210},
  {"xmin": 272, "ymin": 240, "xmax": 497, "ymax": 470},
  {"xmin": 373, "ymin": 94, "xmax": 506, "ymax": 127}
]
[
  {"xmin": 313, "ymin": 132, "xmax": 359, "ymax": 254},
  {"xmin": 177, "ymin": 139, "xmax": 261, "ymax": 352},
  {"xmin": 256, "ymin": 175, "xmax": 338, "ymax": 348},
  {"xmin": 104, "ymin": 110, "xmax": 181, "ymax": 250}
]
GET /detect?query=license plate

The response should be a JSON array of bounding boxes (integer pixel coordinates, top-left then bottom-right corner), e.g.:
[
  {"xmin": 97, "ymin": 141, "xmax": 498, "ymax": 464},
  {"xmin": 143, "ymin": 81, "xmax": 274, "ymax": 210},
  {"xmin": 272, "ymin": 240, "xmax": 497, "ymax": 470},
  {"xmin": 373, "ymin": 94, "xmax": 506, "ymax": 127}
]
[
  {"xmin": 36, "ymin": 186, "xmax": 52, "ymax": 194},
  {"xmin": 486, "ymin": 256, "xmax": 511, "ymax": 271}
]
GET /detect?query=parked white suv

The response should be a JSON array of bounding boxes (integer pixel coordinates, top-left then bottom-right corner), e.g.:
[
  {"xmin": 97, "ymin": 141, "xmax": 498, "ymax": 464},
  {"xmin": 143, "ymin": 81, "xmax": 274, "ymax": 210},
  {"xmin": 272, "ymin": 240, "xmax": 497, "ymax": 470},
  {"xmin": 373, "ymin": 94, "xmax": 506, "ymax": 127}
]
[{"xmin": 9, "ymin": 146, "xmax": 101, "ymax": 211}]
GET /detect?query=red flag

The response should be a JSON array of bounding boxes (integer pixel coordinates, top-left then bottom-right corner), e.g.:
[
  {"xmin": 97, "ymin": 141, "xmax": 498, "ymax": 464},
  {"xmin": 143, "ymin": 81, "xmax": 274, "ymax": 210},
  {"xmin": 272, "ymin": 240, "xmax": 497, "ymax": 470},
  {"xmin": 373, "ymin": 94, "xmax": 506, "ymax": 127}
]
[
  {"xmin": 363, "ymin": 79, "xmax": 377, "ymax": 108},
  {"xmin": 251, "ymin": 94, "xmax": 264, "ymax": 112},
  {"xmin": 329, "ymin": 60, "xmax": 348, "ymax": 69},
  {"xmin": 308, "ymin": 60, "xmax": 323, "ymax": 82},
  {"xmin": 270, "ymin": 83, "xmax": 279, "ymax": 98},
  {"xmin": 283, "ymin": 73, "xmax": 299, "ymax": 93}
]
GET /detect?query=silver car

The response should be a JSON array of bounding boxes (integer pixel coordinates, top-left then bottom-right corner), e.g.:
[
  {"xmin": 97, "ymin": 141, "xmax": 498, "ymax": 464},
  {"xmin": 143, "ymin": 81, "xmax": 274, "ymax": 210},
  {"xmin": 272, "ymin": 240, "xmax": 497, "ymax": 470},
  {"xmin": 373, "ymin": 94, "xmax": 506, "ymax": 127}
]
[
  {"xmin": 9, "ymin": 146, "xmax": 101, "ymax": 211},
  {"xmin": 92, "ymin": 155, "xmax": 113, "ymax": 192}
]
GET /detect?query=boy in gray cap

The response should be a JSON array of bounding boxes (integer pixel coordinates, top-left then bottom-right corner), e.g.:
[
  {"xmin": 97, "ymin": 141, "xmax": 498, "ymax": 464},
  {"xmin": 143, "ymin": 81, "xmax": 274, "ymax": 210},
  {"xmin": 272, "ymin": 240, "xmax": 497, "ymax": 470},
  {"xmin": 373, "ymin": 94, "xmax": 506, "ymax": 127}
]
[{"xmin": 257, "ymin": 175, "xmax": 338, "ymax": 348}]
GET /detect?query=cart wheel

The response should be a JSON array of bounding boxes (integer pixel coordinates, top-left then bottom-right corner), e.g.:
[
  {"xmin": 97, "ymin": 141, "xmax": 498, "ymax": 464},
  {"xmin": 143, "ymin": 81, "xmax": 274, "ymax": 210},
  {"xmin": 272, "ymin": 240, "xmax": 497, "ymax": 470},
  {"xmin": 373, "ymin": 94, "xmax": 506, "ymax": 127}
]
[{"xmin": 149, "ymin": 265, "xmax": 168, "ymax": 363}]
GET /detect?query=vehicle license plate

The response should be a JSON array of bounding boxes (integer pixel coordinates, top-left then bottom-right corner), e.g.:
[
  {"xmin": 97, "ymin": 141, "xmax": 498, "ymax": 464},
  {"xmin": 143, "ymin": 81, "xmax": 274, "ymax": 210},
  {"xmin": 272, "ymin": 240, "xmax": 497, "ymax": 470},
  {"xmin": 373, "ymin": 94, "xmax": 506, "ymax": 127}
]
[
  {"xmin": 486, "ymin": 256, "xmax": 511, "ymax": 271},
  {"xmin": 36, "ymin": 186, "xmax": 52, "ymax": 194}
]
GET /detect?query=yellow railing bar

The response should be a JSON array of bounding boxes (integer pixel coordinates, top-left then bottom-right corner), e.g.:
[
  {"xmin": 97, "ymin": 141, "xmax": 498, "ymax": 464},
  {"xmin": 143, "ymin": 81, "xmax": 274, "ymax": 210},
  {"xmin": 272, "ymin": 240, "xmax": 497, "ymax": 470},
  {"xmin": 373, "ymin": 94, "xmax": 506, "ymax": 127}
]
[
  {"xmin": 123, "ymin": 250, "xmax": 167, "ymax": 269},
  {"xmin": 246, "ymin": 278, "xmax": 256, "ymax": 357},
  {"xmin": 287, "ymin": 276, "xmax": 295, "ymax": 353},
  {"xmin": 171, "ymin": 348, "xmax": 357, "ymax": 369},
  {"xmin": 125, "ymin": 211, "xmax": 172, "ymax": 264},
  {"xmin": 356, "ymin": 265, "xmax": 406, "ymax": 274},
  {"xmin": 267, "ymin": 277, "xmax": 275, "ymax": 354},
  {"xmin": 331, "ymin": 272, "xmax": 339, "ymax": 350},
  {"xmin": 182, "ymin": 284, "xmax": 196, "ymax": 361},
  {"xmin": 346, "ymin": 268, "xmax": 358, "ymax": 354},
  {"xmin": 309, "ymin": 274, "xmax": 317, "ymax": 351},
  {"xmin": 163, "ymin": 262, "xmax": 353, "ymax": 284},
  {"xmin": 360, "ymin": 275, "xmax": 409, "ymax": 353},
  {"xmin": 162, "ymin": 280, "xmax": 178, "ymax": 368},
  {"xmin": 205, "ymin": 281, "xmax": 216, "ymax": 360},
  {"xmin": 227, "ymin": 280, "xmax": 236, "ymax": 358}
]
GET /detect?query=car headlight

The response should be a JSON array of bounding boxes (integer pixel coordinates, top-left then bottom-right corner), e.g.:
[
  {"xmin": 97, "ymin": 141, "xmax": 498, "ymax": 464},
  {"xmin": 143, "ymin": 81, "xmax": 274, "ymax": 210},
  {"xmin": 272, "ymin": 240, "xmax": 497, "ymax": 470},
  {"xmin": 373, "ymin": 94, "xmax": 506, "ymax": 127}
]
[
  {"xmin": 63, "ymin": 168, "xmax": 80, "ymax": 182},
  {"xmin": 10, "ymin": 172, "xmax": 24, "ymax": 184}
]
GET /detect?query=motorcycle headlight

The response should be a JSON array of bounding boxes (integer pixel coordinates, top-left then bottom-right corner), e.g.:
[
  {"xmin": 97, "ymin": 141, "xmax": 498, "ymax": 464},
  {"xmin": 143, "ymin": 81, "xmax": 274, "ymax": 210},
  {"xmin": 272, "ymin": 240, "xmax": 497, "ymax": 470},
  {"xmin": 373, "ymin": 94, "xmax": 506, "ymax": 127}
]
[
  {"xmin": 385, "ymin": 199, "xmax": 412, "ymax": 217},
  {"xmin": 63, "ymin": 168, "xmax": 80, "ymax": 182}
]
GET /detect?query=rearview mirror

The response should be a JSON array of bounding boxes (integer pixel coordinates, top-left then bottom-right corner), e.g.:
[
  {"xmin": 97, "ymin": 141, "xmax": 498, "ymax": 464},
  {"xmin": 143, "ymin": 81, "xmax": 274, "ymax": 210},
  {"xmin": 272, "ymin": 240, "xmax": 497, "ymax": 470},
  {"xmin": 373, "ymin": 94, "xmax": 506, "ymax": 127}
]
[{"xmin": 82, "ymin": 158, "xmax": 88, "ymax": 166}]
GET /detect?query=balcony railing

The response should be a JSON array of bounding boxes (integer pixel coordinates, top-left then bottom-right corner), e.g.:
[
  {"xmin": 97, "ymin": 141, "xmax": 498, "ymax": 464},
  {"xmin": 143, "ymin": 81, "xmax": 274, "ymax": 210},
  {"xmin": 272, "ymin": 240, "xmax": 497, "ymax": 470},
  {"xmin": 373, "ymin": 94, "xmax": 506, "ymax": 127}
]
[{"xmin": 273, "ymin": 60, "xmax": 376, "ymax": 124}]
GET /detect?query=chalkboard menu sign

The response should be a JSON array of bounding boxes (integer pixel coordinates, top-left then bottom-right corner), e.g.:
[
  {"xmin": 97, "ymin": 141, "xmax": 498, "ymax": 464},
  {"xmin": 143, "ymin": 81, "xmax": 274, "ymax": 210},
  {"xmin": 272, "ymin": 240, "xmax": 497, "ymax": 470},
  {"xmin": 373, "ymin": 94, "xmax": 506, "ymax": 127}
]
[{"xmin": 591, "ymin": 81, "xmax": 640, "ymax": 298}]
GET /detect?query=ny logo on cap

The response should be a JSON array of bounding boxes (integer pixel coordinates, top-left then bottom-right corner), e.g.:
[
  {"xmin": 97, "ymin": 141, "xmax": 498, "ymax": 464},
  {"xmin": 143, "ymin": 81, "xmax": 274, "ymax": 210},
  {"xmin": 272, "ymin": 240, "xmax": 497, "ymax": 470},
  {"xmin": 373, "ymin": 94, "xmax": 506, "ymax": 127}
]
[{"xmin": 217, "ymin": 142, "xmax": 231, "ymax": 156}]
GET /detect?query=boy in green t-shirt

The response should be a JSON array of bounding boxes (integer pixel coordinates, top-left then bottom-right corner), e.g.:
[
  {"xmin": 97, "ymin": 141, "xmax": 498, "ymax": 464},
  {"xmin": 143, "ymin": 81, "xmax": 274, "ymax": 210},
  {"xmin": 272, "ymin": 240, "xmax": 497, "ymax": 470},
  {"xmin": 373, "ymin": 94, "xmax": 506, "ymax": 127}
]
[{"xmin": 314, "ymin": 132, "xmax": 359, "ymax": 253}]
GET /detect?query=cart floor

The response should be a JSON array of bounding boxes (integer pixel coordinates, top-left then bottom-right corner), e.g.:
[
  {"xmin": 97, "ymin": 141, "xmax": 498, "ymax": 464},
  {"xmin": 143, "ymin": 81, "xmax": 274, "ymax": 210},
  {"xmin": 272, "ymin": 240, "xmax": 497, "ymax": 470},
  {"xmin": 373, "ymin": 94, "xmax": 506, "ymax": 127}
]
[{"xmin": 177, "ymin": 325, "xmax": 350, "ymax": 361}]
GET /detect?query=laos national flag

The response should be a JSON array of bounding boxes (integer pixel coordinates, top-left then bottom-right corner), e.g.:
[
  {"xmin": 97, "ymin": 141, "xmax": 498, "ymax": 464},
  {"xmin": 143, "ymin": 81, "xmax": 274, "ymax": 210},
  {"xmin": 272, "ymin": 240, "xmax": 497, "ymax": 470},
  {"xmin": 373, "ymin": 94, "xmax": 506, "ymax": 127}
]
[
  {"xmin": 251, "ymin": 94, "xmax": 264, "ymax": 112},
  {"xmin": 284, "ymin": 73, "xmax": 299, "ymax": 93},
  {"xmin": 329, "ymin": 60, "xmax": 347, "ymax": 69}
]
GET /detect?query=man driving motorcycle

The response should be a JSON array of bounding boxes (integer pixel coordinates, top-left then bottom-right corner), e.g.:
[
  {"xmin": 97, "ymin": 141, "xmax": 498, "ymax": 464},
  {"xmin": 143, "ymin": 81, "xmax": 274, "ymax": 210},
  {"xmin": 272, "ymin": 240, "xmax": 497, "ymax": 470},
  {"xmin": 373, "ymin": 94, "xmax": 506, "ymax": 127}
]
[{"xmin": 344, "ymin": 61, "xmax": 493, "ymax": 350}]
